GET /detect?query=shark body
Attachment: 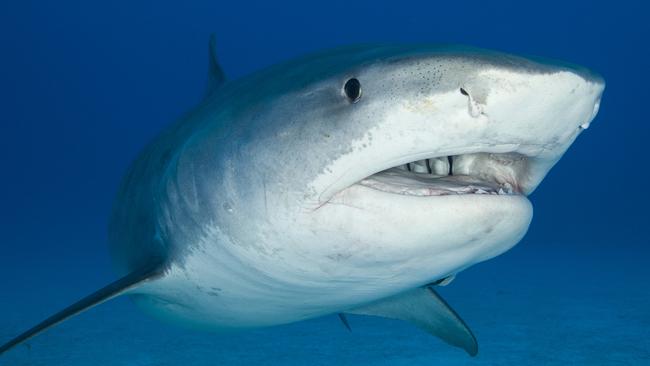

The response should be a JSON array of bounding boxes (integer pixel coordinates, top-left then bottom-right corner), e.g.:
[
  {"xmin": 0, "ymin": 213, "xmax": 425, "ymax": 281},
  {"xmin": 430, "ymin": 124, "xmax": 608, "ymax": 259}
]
[{"xmin": 0, "ymin": 37, "xmax": 604, "ymax": 357}]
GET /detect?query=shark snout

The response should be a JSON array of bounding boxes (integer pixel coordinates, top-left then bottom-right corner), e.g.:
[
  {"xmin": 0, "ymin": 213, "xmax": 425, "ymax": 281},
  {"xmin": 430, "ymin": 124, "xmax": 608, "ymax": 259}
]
[{"xmin": 550, "ymin": 62, "xmax": 605, "ymax": 129}]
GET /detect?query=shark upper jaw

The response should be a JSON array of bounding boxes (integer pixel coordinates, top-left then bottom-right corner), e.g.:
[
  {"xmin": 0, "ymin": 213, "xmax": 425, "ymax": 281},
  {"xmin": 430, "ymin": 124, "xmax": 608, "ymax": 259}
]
[
  {"xmin": 314, "ymin": 89, "xmax": 604, "ymax": 206},
  {"xmin": 312, "ymin": 61, "xmax": 605, "ymax": 207}
]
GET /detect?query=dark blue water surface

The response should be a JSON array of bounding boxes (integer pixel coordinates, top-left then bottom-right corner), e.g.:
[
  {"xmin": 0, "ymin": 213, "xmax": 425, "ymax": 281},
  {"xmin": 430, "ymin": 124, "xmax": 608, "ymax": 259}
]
[{"xmin": 1, "ymin": 1, "xmax": 648, "ymax": 365}]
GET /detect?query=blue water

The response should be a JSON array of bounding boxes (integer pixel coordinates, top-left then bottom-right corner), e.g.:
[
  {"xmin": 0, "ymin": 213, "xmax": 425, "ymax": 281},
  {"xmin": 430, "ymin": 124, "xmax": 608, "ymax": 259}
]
[{"xmin": 1, "ymin": 1, "xmax": 648, "ymax": 365}]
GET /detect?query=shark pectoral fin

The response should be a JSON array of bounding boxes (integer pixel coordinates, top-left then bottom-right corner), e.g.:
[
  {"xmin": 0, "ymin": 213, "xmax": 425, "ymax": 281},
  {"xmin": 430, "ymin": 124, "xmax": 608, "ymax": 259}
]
[
  {"xmin": 204, "ymin": 33, "xmax": 226, "ymax": 98},
  {"xmin": 0, "ymin": 261, "xmax": 164, "ymax": 356},
  {"xmin": 346, "ymin": 287, "xmax": 478, "ymax": 356}
]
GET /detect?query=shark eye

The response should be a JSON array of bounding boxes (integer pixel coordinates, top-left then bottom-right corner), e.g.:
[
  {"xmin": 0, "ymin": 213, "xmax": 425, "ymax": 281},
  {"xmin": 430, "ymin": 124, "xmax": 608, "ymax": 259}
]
[{"xmin": 343, "ymin": 78, "xmax": 362, "ymax": 103}]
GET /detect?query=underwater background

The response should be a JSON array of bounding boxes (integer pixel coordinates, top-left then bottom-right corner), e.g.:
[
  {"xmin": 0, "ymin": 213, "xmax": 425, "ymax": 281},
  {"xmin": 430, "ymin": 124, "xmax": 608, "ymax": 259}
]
[{"xmin": 0, "ymin": 0, "xmax": 648, "ymax": 365}]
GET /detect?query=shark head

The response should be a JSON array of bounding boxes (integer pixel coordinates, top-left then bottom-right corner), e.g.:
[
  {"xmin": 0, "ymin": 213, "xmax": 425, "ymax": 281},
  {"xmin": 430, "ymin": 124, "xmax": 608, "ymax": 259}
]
[{"xmin": 169, "ymin": 45, "xmax": 604, "ymax": 311}]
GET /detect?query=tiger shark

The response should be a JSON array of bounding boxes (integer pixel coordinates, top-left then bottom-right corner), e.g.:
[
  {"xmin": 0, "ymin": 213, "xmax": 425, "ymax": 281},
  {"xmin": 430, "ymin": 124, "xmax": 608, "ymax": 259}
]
[{"xmin": 0, "ymin": 36, "xmax": 604, "ymax": 357}]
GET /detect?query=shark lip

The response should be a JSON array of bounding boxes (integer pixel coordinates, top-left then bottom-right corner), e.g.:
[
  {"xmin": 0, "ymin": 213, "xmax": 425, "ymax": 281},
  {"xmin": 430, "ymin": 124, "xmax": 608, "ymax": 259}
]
[{"xmin": 349, "ymin": 153, "xmax": 527, "ymax": 198}]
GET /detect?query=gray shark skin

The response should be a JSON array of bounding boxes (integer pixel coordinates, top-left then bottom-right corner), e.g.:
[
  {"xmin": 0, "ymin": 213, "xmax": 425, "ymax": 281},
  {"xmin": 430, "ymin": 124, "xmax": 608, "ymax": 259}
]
[{"xmin": 0, "ymin": 36, "xmax": 604, "ymax": 357}]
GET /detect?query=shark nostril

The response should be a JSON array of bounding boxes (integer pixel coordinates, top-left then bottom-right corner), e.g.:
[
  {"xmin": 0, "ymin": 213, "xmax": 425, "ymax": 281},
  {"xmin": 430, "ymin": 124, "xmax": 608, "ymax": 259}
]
[
  {"xmin": 591, "ymin": 99, "xmax": 601, "ymax": 119},
  {"xmin": 580, "ymin": 99, "xmax": 601, "ymax": 130},
  {"xmin": 459, "ymin": 87, "xmax": 469, "ymax": 96}
]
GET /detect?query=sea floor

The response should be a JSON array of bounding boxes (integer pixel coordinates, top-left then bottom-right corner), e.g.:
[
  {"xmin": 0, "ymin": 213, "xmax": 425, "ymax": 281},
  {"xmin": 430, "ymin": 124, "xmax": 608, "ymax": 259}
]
[{"xmin": 1, "ymin": 244, "xmax": 648, "ymax": 366}]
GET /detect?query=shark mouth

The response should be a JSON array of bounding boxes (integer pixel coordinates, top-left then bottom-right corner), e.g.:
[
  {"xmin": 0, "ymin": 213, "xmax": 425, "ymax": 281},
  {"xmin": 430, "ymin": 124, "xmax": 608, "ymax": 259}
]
[{"xmin": 356, "ymin": 152, "xmax": 529, "ymax": 197}]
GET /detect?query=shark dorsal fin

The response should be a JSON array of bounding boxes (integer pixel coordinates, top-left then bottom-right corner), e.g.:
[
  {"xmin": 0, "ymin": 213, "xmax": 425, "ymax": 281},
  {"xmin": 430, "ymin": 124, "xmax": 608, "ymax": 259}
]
[
  {"xmin": 346, "ymin": 286, "xmax": 478, "ymax": 356},
  {"xmin": 205, "ymin": 34, "xmax": 226, "ymax": 98}
]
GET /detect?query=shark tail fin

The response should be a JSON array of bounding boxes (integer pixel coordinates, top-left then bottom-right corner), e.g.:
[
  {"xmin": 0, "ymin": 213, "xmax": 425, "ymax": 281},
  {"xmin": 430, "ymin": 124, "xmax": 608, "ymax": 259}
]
[{"xmin": 0, "ymin": 261, "xmax": 164, "ymax": 356}]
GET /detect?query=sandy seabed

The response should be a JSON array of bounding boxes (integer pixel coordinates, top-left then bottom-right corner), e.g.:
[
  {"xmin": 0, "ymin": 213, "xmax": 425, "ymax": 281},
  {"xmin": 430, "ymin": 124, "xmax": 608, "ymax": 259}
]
[{"xmin": 1, "ymin": 245, "xmax": 648, "ymax": 366}]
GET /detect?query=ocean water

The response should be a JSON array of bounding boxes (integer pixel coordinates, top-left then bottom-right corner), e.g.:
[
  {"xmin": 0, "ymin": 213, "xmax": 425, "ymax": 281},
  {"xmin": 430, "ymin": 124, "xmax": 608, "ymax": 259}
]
[{"xmin": 0, "ymin": 1, "xmax": 648, "ymax": 365}]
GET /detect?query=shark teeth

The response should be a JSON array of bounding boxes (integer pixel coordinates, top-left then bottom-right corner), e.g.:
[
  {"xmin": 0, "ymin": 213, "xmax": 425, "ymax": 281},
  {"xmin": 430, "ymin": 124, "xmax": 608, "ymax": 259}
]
[
  {"xmin": 361, "ymin": 153, "xmax": 523, "ymax": 197},
  {"xmin": 404, "ymin": 157, "xmax": 451, "ymax": 175},
  {"xmin": 429, "ymin": 157, "xmax": 450, "ymax": 175},
  {"xmin": 410, "ymin": 160, "xmax": 429, "ymax": 173}
]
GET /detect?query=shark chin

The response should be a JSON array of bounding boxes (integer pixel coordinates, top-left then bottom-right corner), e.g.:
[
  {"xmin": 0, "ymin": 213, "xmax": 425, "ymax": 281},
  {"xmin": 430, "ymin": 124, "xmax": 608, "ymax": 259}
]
[{"xmin": 1, "ymin": 37, "xmax": 604, "ymax": 358}]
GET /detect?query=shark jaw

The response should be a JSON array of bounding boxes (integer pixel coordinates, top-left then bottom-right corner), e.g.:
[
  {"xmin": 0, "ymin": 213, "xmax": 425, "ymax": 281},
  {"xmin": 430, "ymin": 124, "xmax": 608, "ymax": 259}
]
[
  {"xmin": 350, "ymin": 152, "xmax": 527, "ymax": 198},
  {"xmin": 325, "ymin": 146, "xmax": 552, "ymax": 211}
]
